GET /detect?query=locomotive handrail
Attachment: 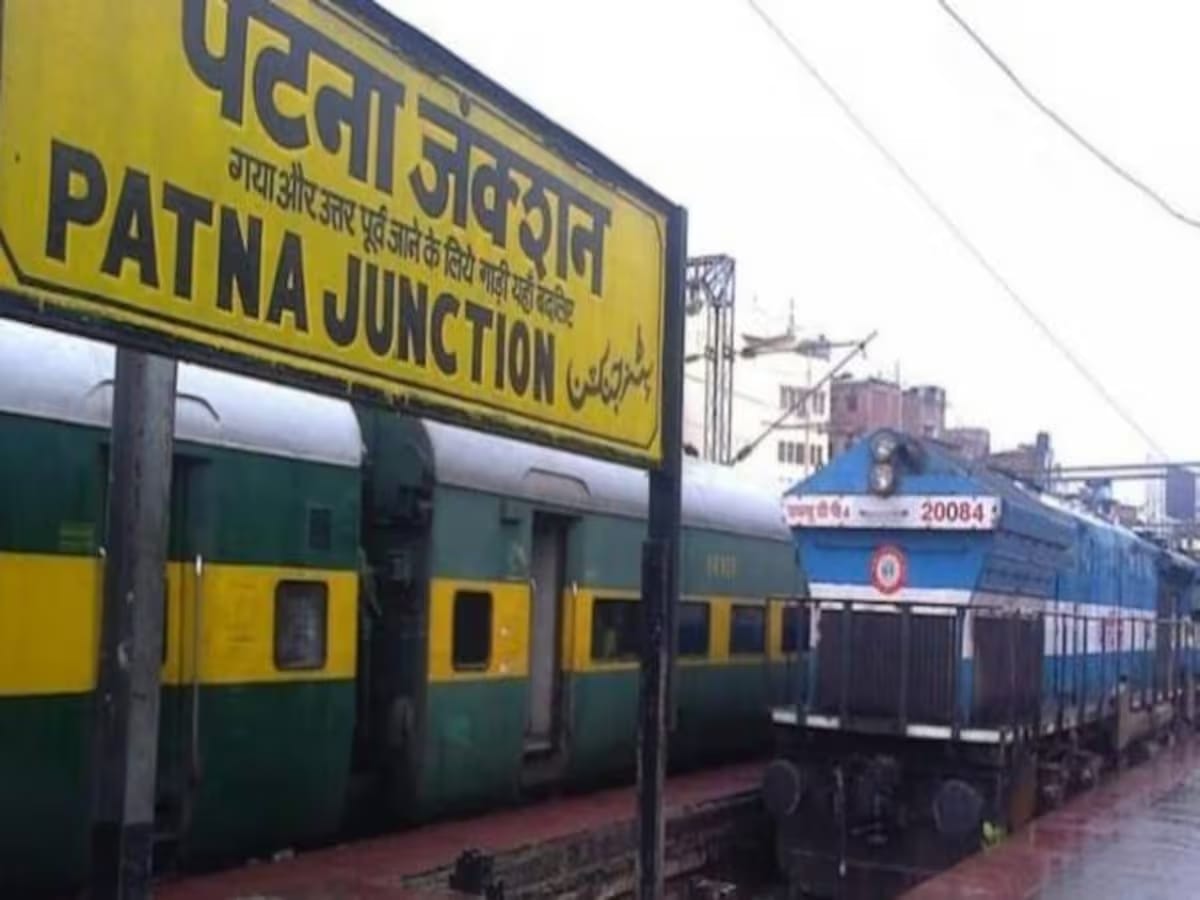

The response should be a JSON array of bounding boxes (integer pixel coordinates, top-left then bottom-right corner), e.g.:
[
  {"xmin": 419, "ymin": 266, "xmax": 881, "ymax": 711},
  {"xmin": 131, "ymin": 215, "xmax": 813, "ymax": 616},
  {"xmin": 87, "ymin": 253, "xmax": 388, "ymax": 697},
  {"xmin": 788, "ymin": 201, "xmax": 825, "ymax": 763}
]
[{"xmin": 776, "ymin": 596, "xmax": 1200, "ymax": 743}]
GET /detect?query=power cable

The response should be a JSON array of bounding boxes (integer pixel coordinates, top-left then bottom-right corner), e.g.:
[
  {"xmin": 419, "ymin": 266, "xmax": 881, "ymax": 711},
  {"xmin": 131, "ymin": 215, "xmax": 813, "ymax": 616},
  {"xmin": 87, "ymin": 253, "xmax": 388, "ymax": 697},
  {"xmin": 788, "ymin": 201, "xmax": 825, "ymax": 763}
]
[
  {"xmin": 744, "ymin": 0, "xmax": 1169, "ymax": 459},
  {"xmin": 684, "ymin": 371, "xmax": 782, "ymax": 410},
  {"xmin": 732, "ymin": 332, "xmax": 877, "ymax": 463},
  {"xmin": 938, "ymin": 0, "xmax": 1200, "ymax": 232}
]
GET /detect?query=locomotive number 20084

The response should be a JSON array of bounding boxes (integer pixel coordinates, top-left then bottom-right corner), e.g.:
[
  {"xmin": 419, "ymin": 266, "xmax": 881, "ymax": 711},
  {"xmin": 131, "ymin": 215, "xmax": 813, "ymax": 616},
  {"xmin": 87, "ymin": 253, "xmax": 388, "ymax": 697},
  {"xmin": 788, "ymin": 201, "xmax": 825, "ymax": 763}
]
[{"xmin": 920, "ymin": 499, "xmax": 988, "ymax": 524}]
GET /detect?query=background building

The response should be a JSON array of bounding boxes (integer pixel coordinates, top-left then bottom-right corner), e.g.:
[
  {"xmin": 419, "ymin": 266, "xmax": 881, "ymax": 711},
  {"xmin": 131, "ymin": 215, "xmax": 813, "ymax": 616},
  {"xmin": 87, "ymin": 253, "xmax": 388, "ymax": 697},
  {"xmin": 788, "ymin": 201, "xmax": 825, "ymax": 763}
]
[
  {"xmin": 828, "ymin": 375, "xmax": 949, "ymax": 458},
  {"xmin": 751, "ymin": 360, "xmax": 831, "ymax": 491},
  {"xmin": 944, "ymin": 426, "xmax": 992, "ymax": 461},
  {"xmin": 829, "ymin": 376, "xmax": 903, "ymax": 456},
  {"xmin": 731, "ymin": 312, "xmax": 834, "ymax": 492},
  {"xmin": 902, "ymin": 385, "xmax": 946, "ymax": 440},
  {"xmin": 987, "ymin": 432, "xmax": 1053, "ymax": 488}
]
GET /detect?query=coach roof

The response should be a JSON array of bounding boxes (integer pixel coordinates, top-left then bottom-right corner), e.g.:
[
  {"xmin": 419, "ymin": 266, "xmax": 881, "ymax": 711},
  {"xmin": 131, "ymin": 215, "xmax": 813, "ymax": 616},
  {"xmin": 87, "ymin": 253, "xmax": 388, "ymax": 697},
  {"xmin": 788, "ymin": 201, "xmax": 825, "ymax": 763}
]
[
  {"xmin": 0, "ymin": 320, "xmax": 361, "ymax": 468},
  {"xmin": 419, "ymin": 419, "xmax": 788, "ymax": 541}
]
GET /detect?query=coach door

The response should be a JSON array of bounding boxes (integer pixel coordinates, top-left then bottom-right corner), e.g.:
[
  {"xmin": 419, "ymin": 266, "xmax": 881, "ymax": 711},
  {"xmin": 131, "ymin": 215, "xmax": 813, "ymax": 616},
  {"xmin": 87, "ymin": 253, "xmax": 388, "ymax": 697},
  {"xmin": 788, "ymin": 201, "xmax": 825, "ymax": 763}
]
[
  {"xmin": 525, "ymin": 514, "xmax": 568, "ymax": 756},
  {"xmin": 155, "ymin": 458, "xmax": 207, "ymax": 858},
  {"xmin": 96, "ymin": 446, "xmax": 205, "ymax": 860}
]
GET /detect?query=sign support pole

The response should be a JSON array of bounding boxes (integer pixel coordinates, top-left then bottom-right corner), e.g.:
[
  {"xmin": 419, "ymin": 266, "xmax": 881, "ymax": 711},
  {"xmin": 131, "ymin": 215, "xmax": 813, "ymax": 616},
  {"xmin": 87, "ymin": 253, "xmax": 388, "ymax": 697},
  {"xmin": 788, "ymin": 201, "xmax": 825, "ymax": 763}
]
[
  {"xmin": 637, "ymin": 207, "xmax": 687, "ymax": 898},
  {"xmin": 90, "ymin": 348, "xmax": 178, "ymax": 900}
]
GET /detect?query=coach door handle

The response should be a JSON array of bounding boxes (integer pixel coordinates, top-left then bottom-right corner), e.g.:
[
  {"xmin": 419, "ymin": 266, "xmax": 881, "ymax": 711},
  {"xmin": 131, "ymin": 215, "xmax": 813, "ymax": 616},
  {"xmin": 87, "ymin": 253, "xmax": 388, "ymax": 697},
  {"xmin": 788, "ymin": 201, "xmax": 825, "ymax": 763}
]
[{"xmin": 189, "ymin": 554, "xmax": 205, "ymax": 782}]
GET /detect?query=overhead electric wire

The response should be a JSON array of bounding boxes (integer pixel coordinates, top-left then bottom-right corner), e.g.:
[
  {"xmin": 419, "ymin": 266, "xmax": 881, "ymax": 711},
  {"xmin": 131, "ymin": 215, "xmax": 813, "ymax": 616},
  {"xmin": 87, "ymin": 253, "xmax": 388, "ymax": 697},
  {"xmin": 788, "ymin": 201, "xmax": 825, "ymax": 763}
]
[
  {"xmin": 938, "ymin": 0, "xmax": 1200, "ymax": 233},
  {"xmin": 731, "ymin": 332, "xmax": 876, "ymax": 463},
  {"xmin": 743, "ymin": 0, "xmax": 1169, "ymax": 459},
  {"xmin": 683, "ymin": 371, "xmax": 782, "ymax": 410}
]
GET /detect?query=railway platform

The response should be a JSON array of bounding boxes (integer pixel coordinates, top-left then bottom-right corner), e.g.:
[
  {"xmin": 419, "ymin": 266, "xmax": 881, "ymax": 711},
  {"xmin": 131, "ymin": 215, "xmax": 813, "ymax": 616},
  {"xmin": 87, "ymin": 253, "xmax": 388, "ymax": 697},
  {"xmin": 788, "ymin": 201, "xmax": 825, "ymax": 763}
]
[
  {"xmin": 158, "ymin": 761, "xmax": 766, "ymax": 899},
  {"xmin": 905, "ymin": 735, "xmax": 1200, "ymax": 899}
]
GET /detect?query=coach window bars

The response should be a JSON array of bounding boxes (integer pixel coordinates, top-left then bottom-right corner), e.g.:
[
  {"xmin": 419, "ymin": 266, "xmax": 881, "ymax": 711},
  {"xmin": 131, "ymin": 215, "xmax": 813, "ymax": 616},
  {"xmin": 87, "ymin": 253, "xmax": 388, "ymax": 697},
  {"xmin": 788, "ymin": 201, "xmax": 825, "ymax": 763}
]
[
  {"xmin": 274, "ymin": 580, "xmax": 328, "ymax": 670},
  {"xmin": 452, "ymin": 590, "xmax": 492, "ymax": 670},
  {"xmin": 729, "ymin": 604, "xmax": 766, "ymax": 655},
  {"xmin": 592, "ymin": 598, "xmax": 640, "ymax": 661}
]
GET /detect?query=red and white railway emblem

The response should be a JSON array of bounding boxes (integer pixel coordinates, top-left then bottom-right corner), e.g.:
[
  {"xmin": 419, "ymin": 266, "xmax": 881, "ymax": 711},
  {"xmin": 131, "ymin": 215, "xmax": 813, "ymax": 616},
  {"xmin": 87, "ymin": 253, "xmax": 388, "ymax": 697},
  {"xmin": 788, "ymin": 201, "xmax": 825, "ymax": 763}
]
[{"xmin": 870, "ymin": 545, "xmax": 907, "ymax": 595}]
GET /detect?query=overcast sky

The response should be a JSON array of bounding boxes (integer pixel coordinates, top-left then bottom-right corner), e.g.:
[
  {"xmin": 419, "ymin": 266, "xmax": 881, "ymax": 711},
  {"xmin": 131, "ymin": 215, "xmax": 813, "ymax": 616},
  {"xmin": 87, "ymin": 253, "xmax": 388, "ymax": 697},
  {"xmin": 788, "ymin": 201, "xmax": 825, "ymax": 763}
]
[{"xmin": 386, "ymin": 0, "xmax": 1200, "ymax": 481}]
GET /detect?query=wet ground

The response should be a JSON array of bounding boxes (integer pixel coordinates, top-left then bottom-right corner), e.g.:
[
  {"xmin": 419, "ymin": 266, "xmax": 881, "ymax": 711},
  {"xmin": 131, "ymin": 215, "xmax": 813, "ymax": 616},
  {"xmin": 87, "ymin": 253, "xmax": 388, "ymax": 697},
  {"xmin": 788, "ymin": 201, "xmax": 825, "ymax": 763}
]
[
  {"xmin": 718, "ymin": 736, "xmax": 1200, "ymax": 899},
  {"xmin": 1036, "ymin": 775, "xmax": 1200, "ymax": 899},
  {"xmin": 907, "ymin": 736, "xmax": 1200, "ymax": 899}
]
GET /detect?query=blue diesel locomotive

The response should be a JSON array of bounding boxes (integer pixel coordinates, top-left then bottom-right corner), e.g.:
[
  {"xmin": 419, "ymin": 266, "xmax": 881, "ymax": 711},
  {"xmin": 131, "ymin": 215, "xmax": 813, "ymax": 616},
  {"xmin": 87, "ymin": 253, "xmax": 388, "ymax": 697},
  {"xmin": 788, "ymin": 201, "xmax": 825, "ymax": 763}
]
[{"xmin": 765, "ymin": 430, "xmax": 1199, "ymax": 895}]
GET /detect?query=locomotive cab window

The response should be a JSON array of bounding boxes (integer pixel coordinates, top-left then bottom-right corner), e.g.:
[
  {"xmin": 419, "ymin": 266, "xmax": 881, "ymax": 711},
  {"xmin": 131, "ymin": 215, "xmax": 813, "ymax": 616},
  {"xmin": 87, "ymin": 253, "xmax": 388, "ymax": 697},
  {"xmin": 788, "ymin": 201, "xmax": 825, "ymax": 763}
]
[
  {"xmin": 678, "ymin": 602, "xmax": 710, "ymax": 657},
  {"xmin": 730, "ymin": 604, "xmax": 766, "ymax": 655},
  {"xmin": 592, "ymin": 598, "xmax": 640, "ymax": 661},
  {"xmin": 274, "ymin": 581, "xmax": 328, "ymax": 670},
  {"xmin": 453, "ymin": 590, "xmax": 492, "ymax": 670}
]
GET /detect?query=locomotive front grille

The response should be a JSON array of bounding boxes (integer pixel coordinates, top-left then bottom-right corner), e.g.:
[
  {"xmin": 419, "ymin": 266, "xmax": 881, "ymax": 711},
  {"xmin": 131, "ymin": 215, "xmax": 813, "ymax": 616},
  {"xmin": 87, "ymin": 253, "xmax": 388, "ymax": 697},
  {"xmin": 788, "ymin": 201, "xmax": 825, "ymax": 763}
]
[
  {"xmin": 908, "ymin": 615, "xmax": 956, "ymax": 724},
  {"xmin": 813, "ymin": 606, "xmax": 957, "ymax": 726},
  {"xmin": 813, "ymin": 610, "xmax": 897, "ymax": 719},
  {"xmin": 972, "ymin": 614, "xmax": 1043, "ymax": 726}
]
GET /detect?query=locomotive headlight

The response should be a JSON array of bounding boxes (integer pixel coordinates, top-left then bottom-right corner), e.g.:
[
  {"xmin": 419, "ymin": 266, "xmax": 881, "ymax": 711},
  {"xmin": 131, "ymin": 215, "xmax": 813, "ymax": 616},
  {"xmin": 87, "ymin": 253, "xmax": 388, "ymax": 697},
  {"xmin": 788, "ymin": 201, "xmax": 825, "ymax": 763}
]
[
  {"xmin": 870, "ymin": 430, "xmax": 900, "ymax": 463},
  {"xmin": 869, "ymin": 462, "xmax": 897, "ymax": 496}
]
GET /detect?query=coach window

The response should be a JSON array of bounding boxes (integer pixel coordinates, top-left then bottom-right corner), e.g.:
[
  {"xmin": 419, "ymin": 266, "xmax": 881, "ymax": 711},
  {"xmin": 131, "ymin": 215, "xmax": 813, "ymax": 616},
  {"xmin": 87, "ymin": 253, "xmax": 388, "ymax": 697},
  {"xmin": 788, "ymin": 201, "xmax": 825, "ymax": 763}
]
[
  {"xmin": 453, "ymin": 590, "xmax": 492, "ymax": 670},
  {"xmin": 781, "ymin": 604, "xmax": 810, "ymax": 654},
  {"xmin": 730, "ymin": 604, "xmax": 766, "ymax": 655},
  {"xmin": 275, "ymin": 581, "xmax": 328, "ymax": 670},
  {"xmin": 678, "ymin": 602, "xmax": 710, "ymax": 657},
  {"xmin": 592, "ymin": 598, "xmax": 640, "ymax": 661}
]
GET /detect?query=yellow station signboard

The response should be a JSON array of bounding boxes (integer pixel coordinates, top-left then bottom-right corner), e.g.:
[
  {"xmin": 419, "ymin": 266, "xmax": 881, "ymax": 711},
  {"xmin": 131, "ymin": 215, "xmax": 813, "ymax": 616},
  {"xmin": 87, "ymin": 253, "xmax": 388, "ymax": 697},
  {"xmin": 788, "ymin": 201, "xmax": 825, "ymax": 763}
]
[{"xmin": 0, "ymin": 0, "xmax": 671, "ymax": 464}]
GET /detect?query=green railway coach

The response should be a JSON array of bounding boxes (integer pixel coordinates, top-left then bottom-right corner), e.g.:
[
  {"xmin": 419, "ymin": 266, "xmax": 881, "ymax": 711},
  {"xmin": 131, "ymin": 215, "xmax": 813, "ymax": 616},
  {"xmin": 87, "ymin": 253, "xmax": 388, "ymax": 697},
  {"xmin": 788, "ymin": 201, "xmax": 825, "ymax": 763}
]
[
  {"xmin": 0, "ymin": 321, "xmax": 806, "ymax": 896},
  {"xmin": 354, "ymin": 411, "xmax": 805, "ymax": 820},
  {"xmin": 0, "ymin": 322, "xmax": 362, "ymax": 895}
]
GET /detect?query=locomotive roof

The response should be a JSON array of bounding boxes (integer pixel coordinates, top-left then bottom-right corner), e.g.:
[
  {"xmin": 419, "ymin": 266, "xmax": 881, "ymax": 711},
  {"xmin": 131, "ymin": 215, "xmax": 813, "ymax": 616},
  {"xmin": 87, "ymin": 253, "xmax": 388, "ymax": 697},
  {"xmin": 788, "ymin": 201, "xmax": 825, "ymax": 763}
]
[
  {"xmin": 795, "ymin": 431, "xmax": 1076, "ymax": 542},
  {"xmin": 797, "ymin": 431, "xmax": 1182, "ymax": 558},
  {"xmin": 0, "ymin": 320, "xmax": 362, "ymax": 468},
  {"xmin": 419, "ymin": 420, "xmax": 790, "ymax": 541}
]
